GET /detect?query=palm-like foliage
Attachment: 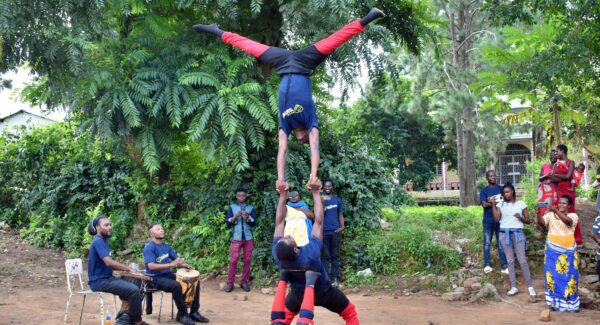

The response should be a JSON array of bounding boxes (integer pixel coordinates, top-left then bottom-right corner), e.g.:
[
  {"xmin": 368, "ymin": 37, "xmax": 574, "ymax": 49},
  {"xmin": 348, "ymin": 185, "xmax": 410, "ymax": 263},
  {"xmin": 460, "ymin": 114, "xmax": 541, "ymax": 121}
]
[
  {"xmin": 2, "ymin": 0, "xmax": 430, "ymax": 174},
  {"xmin": 180, "ymin": 51, "xmax": 277, "ymax": 171}
]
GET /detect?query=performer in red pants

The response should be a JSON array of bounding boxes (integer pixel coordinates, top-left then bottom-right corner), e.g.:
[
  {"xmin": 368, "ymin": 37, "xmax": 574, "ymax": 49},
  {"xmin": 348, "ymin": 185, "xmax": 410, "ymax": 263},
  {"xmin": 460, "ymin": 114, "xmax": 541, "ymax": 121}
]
[
  {"xmin": 194, "ymin": 9, "xmax": 384, "ymax": 191},
  {"xmin": 268, "ymin": 181, "xmax": 359, "ymax": 325}
]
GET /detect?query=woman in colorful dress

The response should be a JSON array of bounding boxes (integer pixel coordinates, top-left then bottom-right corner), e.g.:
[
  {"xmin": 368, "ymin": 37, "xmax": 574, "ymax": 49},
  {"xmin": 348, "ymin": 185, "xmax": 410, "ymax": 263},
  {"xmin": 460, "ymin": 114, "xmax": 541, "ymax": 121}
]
[
  {"xmin": 490, "ymin": 182, "xmax": 536, "ymax": 297},
  {"xmin": 535, "ymin": 194, "xmax": 580, "ymax": 312}
]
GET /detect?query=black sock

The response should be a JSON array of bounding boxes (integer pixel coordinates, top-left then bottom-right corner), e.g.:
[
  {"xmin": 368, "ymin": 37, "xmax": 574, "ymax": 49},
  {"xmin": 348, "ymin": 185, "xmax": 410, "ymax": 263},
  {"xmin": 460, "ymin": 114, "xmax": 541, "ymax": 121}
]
[
  {"xmin": 359, "ymin": 8, "xmax": 385, "ymax": 26},
  {"xmin": 192, "ymin": 23, "xmax": 224, "ymax": 37}
]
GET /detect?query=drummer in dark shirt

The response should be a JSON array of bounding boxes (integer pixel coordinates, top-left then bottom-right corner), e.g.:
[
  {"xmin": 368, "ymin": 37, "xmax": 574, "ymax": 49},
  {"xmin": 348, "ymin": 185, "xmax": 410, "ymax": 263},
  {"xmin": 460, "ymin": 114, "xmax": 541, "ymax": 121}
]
[
  {"xmin": 87, "ymin": 216, "xmax": 147, "ymax": 325},
  {"xmin": 144, "ymin": 224, "xmax": 209, "ymax": 324}
]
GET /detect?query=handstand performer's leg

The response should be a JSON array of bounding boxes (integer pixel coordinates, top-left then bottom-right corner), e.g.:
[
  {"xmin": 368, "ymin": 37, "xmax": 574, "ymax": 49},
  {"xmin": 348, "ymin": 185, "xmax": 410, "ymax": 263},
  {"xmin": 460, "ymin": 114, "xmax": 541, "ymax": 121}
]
[
  {"xmin": 310, "ymin": 8, "xmax": 384, "ymax": 58},
  {"xmin": 296, "ymin": 271, "xmax": 321, "ymax": 325},
  {"xmin": 271, "ymin": 271, "xmax": 290, "ymax": 325},
  {"xmin": 193, "ymin": 23, "xmax": 290, "ymax": 66}
]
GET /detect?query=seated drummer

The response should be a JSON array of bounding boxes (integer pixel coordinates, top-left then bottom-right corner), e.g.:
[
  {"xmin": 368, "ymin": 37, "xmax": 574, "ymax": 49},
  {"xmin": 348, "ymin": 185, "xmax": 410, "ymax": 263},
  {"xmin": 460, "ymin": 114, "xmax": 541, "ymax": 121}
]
[
  {"xmin": 87, "ymin": 216, "xmax": 148, "ymax": 325},
  {"xmin": 144, "ymin": 224, "xmax": 209, "ymax": 324}
]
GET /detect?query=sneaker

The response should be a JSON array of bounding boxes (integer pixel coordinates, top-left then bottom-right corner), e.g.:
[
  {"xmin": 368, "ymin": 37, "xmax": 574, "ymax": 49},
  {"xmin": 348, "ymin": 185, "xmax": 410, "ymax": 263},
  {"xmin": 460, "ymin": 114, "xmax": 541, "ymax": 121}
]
[
  {"xmin": 528, "ymin": 286, "xmax": 537, "ymax": 297},
  {"xmin": 501, "ymin": 268, "xmax": 509, "ymax": 275},
  {"xmin": 483, "ymin": 266, "xmax": 493, "ymax": 274},
  {"xmin": 223, "ymin": 283, "xmax": 234, "ymax": 292},
  {"xmin": 240, "ymin": 282, "xmax": 251, "ymax": 292},
  {"xmin": 190, "ymin": 311, "xmax": 210, "ymax": 323},
  {"xmin": 176, "ymin": 313, "xmax": 195, "ymax": 325},
  {"xmin": 507, "ymin": 287, "xmax": 519, "ymax": 296}
]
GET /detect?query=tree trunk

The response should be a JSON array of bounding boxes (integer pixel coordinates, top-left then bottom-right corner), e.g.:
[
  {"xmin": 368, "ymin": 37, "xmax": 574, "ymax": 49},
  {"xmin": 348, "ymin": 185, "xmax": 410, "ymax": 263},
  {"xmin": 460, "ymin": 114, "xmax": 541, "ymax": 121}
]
[
  {"xmin": 450, "ymin": 1, "xmax": 479, "ymax": 206},
  {"xmin": 552, "ymin": 101, "xmax": 561, "ymax": 146}
]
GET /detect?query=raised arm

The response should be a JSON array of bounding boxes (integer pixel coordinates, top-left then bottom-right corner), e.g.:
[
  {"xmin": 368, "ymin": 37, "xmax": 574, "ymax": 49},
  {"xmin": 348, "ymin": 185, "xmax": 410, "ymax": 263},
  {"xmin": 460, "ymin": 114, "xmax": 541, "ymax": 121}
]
[
  {"xmin": 491, "ymin": 200, "xmax": 501, "ymax": 222},
  {"xmin": 548, "ymin": 205, "xmax": 573, "ymax": 227},
  {"xmin": 311, "ymin": 182, "xmax": 324, "ymax": 240},
  {"xmin": 274, "ymin": 190, "xmax": 287, "ymax": 238},
  {"xmin": 534, "ymin": 207, "xmax": 545, "ymax": 227}
]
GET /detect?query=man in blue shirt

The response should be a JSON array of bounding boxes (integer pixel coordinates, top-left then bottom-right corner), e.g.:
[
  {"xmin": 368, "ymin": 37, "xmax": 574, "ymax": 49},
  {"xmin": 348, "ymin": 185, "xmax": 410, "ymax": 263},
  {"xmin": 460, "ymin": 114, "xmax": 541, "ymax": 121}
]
[
  {"xmin": 224, "ymin": 188, "xmax": 257, "ymax": 292},
  {"xmin": 321, "ymin": 180, "xmax": 344, "ymax": 287},
  {"xmin": 479, "ymin": 170, "xmax": 507, "ymax": 274},
  {"xmin": 87, "ymin": 216, "xmax": 147, "ymax": 325},
  {"xmin": 144, "ymin": 224, "xmax": 209, "ymax": 324},
  {"xmin": 270, "ymin": 181, "xmax": 359, "ymax": 325}
]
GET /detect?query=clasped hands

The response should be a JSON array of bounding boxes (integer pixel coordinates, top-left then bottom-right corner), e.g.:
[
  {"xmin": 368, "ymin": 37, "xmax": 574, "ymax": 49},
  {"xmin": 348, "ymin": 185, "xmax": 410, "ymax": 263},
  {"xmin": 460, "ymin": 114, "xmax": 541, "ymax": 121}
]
[{"xmin": 276, "ymin": 177, "xmax": 322, "ymax": 193}]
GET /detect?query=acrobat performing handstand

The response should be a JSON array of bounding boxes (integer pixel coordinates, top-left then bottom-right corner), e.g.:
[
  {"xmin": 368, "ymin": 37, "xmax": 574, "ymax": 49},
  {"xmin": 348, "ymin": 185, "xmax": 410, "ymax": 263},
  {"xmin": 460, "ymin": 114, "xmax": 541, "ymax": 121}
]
[
  {"xmin": 267, "ymin": 180, "xmax": 359, "ymax": 325},
  {"xmin": 193, "ymin": 8, "xmax": 384, "ymax": 191}
]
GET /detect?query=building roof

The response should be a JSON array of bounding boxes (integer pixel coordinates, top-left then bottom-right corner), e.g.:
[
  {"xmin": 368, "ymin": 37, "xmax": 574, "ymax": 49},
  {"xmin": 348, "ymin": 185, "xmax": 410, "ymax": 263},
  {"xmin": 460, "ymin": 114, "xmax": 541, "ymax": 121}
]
[{"xmin": 0, "ymin": 109, "xmax": 56, "ymax": 123}]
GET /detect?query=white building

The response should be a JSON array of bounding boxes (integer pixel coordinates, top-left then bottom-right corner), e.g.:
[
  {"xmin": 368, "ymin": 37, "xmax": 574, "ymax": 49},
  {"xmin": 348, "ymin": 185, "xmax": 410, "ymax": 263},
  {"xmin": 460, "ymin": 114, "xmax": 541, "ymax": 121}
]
[{"xmin": 0, "ymin": 109, "xmax": 57, "ymax": 132}]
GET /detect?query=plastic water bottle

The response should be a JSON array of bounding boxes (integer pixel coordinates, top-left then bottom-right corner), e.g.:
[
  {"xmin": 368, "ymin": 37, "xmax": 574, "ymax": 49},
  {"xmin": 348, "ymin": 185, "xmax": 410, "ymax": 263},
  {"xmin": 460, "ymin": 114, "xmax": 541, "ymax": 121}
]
[{"xmin": 105, "ymin": 305, "xmax": 112, "ymax": 325}]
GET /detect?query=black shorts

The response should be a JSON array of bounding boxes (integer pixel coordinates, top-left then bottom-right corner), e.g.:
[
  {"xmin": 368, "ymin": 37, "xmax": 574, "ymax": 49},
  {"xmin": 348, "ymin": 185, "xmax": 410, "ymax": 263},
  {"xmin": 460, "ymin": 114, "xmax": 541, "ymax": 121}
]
[{"xmin": 286, "ymin": 285, "xmax": 349, "ymax": 314}]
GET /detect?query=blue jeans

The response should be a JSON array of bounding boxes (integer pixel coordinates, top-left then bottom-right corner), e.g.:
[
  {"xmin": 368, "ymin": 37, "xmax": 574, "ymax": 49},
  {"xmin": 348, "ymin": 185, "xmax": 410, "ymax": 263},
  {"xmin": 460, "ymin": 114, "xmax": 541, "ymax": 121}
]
[
  {"xmin": 322, "ymin": 231, "xmax": 340, "ymax": 279},
  {"xmin": 483, "ymin": 222, "xmax": 507, "ymax": 269}
]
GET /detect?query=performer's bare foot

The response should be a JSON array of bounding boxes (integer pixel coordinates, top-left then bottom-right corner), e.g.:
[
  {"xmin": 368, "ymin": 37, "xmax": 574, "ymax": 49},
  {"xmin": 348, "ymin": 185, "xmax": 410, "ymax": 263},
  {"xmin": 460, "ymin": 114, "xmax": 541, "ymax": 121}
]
[{"xmin": 276, "ymin": 179, "xmax": 289, "ymax": 193}]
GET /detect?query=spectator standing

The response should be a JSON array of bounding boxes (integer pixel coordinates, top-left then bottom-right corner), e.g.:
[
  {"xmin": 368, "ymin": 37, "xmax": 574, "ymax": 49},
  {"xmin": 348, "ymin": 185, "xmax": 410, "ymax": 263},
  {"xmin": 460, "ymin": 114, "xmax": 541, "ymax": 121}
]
[
  {"xmin": 224, "ymin": 188, "xmax": 256, "ymax": 292},
  {"xmin": 321, "ymin": 180, "xmax": 344, "ymax": 288},
  {"xmin": 535, "ymin": 195, "xmax": 580, "ymax": 312},
  {"xmin": 550, "ymin": 144, "xmax": 582, "ymax": 245},
  {"xmin": 479, "ymin": 170, "xmax": 508, "ymax": 274},
  {"xmin": 491, "ymin": 183, "xmax": 536, "ymax": 298},
  {"xmin": 287, "ymin": 190, "xmax": 315, "ymax": 237}
]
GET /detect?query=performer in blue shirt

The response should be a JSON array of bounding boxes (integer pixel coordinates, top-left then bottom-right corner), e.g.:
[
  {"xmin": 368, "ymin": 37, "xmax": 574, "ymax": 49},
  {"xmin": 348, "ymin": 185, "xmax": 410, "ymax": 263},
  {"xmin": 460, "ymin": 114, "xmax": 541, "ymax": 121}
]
[
  {"xmin": 194, "ymin": 8, "xmax": 385, "ymax": 193},
  {"xmin": 269, "ymin": 181, "xmax": 359, "ymax": 325},
  {"xmin": 144, "ymin": 224, "xmax": 209, "ymax": 324}
]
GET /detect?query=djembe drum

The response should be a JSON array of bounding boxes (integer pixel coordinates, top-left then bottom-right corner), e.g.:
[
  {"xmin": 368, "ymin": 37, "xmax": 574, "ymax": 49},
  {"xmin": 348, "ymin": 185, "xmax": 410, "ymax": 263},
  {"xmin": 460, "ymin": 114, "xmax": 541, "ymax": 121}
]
[{"xmin": 176, "ymin": 268, "xmax": 200, "ymax": 307}]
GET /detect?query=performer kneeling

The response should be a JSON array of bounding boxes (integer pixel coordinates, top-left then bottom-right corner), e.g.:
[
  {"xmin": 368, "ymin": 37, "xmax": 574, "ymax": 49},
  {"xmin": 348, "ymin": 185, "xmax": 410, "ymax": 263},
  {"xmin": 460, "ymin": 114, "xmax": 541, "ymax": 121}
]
[
  {"xmin": 87, "ymin": 216, "xmax": 148, "ymax": 325},
  {"xmin": 194, "ymin": 8, "xmax": 384, "ymax": 192},
  {"xmin": 270, "ymin": 181, "xmax": 359, "ymax": 324},
  {"xmin": 144, "ymin": 224, "xmax": 209, "ymax": 324}
]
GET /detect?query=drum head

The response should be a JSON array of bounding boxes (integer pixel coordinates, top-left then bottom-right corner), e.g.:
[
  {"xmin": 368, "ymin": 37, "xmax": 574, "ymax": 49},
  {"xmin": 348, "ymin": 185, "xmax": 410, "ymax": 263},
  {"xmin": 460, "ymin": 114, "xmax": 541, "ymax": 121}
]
[{"xmin": 176, "ymin": 268, "xmax": 200, "ymax": 280}]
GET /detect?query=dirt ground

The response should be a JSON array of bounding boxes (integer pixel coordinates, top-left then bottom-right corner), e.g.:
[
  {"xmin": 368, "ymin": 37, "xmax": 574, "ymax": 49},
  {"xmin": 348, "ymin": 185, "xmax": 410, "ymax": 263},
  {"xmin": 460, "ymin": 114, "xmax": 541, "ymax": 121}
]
[{"xmin": 1, "ymin": 202, "xmax": 599, "ymax": 325}]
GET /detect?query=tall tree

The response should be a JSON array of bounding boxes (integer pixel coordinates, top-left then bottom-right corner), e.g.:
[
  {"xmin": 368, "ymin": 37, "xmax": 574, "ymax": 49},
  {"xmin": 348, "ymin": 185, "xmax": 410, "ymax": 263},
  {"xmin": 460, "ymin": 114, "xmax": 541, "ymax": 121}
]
[
  {"xmin": 406, "ymin": 0, "xmax": 496, "ymax": 206},
  {"xmin": 1, "ymin": 0, "xmax": 430, "ymax": 175},
  {"xmin": 474, "ymin": 0, "xmax": 600, "ymax": 156}
]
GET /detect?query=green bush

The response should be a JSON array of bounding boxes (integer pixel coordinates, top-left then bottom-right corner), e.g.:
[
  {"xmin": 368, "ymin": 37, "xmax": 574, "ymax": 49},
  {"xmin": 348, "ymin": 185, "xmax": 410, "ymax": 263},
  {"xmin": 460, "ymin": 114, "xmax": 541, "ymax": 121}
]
[
  {"xmin": 1, "ymin": 123, "xmax": 401, "ymax": 279},
  {"xmin": 380, "ymin": 207, "xmax": 403, "ymax": 222}
]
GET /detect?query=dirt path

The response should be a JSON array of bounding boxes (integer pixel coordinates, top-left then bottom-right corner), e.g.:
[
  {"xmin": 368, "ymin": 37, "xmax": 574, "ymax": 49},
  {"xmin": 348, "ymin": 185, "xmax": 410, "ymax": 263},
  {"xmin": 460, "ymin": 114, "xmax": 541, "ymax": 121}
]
[{"xmin": 1, "ymin": 205, "xmax": 599, "ymax": 325}]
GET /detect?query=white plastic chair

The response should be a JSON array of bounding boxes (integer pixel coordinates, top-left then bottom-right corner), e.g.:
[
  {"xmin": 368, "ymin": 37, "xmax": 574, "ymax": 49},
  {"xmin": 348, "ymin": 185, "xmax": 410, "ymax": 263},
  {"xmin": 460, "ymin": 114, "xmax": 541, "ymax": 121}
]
[{"xmin": 63, "ymin": 258, "xmax": 114, "ymax": 324}]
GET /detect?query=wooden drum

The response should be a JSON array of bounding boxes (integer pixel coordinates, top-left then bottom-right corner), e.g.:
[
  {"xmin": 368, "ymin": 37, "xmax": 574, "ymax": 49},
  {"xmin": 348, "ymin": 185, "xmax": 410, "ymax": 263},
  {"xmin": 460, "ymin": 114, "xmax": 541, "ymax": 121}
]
[{"xmin": 176, "ymin": 268, "xmax": 200, "ymax": 307}]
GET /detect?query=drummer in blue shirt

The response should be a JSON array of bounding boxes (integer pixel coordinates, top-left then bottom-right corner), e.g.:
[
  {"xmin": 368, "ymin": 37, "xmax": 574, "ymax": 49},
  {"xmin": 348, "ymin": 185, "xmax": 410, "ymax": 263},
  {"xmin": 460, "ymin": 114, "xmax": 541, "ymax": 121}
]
[
  {"xmin": 87, "ymin": 216, "xmax": 147, "ymax": 325},
  {"xmin": 144, "ymin": 224, "xmax": 209, "ymax": 324}
]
